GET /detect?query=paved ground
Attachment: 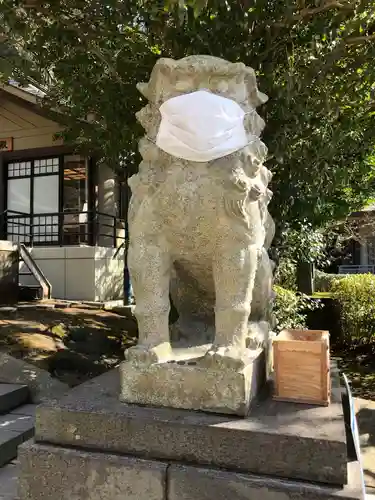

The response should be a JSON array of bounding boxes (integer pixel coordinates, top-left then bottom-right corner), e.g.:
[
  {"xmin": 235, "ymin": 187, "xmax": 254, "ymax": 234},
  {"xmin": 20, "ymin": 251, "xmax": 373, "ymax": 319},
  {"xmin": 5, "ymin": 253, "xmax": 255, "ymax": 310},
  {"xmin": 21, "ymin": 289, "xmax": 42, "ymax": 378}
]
[
  {"xmin": 356, "ymin": 398, "xmax": 375, "ymax": 493},
  {"xmin": 0, "ymin": 460, "xmax": 19, "ymax": 500}
]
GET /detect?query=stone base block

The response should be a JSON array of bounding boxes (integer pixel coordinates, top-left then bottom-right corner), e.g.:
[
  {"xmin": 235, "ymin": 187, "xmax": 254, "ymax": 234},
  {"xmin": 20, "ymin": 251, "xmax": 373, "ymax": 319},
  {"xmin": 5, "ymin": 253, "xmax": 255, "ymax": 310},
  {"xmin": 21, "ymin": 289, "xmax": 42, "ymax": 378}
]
[
  {"xmin": 17, "ymin": 441, "xmax": 363, "ymax": 500},
  {"xmin": 119, "ymin": 348, "xmax": 265, "ymax": 416},
  {"xmin": 168, "ymin": 463, "xmax": 364, "ymax": 500},
  {"xmin": 36, "ymin": 368, "xmax": 348, "ymax": 486},
  {"xmin": 18, "ymin": 441, "xmax": 167, "ymax": 500}
]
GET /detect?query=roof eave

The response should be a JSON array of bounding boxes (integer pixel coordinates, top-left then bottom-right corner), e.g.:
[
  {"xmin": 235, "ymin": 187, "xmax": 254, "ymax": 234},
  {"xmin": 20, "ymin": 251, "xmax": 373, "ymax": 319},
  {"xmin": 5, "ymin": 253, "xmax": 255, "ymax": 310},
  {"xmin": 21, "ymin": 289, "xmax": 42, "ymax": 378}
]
[{"xmin": 1, "ymin": 83, "xmax": 40, "ymax": 104}]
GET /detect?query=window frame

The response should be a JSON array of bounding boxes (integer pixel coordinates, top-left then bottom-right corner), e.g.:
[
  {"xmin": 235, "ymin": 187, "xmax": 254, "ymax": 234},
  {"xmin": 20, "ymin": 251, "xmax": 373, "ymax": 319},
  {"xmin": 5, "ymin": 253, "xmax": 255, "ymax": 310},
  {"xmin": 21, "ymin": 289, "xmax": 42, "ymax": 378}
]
[{"xmin": 4, "ymin": 154, "xmax": 94, "ymax": 246}]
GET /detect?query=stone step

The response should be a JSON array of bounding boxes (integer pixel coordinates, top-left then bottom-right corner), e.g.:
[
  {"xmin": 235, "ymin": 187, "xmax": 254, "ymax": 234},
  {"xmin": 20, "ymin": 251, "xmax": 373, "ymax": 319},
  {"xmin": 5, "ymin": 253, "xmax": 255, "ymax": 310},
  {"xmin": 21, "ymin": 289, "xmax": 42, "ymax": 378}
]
[
  {"xmin": 0, "ymin": 460, "xmax": 19, "ymax": 499},
  {"xmin": 0, "ymin": 386, "xmax": 29, "ymax": 415},
  {"xmin": 0, "ymin": 404, "xmax": 36, "ymax": 468}
]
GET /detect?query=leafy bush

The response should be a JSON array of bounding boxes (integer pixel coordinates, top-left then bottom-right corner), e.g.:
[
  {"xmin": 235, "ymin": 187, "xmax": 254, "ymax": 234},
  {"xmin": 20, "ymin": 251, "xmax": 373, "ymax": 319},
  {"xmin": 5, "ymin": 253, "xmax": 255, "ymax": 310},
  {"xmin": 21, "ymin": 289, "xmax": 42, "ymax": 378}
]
[
  {"xmin": 314, "ymin": 270, "xmax": 345, "ymax": 293},
  {"xmin": 274, "ymin": 259, "xmax": 297, "ymax": 291},
  {"xmin": 273, "ymin": 285, "xmax": 321, "ymax": 332},
  {"xmin": 279, "ymin": 223, "xmax": 330, "ymax": 266},
  {"xmin": 331, "ymin": 274, "xmax": 375, "ymax": 342}
]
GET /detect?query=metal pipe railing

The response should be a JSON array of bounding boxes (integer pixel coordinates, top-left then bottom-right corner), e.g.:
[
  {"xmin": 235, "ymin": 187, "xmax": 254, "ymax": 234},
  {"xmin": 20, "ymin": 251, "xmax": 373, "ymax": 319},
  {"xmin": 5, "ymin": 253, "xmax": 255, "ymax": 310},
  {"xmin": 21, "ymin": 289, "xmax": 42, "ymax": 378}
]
[{"xmin": 1, "ymin": 209, "xmax": 126, "ymax": 248}]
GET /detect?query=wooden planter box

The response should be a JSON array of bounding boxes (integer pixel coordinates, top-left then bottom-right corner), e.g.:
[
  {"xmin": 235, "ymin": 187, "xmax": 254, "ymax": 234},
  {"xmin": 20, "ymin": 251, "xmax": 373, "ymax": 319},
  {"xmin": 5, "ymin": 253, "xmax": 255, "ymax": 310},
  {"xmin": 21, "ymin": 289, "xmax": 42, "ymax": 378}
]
[{"xmin": 273, "ymin": 329, "xmax": 330, "ymax": 406}]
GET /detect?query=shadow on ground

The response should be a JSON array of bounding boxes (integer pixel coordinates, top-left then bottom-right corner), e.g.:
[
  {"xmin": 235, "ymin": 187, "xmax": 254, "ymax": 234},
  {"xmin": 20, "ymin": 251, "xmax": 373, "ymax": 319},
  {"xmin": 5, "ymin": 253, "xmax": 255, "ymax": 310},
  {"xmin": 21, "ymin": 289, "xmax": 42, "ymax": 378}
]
[
  {"xmin": 333, "ymin": 341, "xmax": 375, "ymax": 401},
  {"xmin": 0, "ymin": 305, "xmax": 138, "ymax": 386}
]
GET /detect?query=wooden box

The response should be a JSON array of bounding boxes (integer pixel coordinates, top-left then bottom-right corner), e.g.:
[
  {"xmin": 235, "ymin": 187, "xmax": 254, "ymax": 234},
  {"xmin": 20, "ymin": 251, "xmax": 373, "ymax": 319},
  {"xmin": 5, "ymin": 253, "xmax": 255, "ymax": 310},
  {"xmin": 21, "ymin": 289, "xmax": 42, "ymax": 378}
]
[{"xmin": 273, "ymin": 329, "xmax": 330, "ymax": 406}]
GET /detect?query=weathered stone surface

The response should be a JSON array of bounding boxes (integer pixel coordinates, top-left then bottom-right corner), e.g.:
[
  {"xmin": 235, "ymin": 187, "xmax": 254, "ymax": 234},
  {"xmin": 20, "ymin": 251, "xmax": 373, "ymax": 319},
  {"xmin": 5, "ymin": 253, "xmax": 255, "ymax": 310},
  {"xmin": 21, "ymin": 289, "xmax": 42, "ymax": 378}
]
[
  {"xmin": 18, "ymin": 441, "xmax": 167, "ymax": 500},
  {"xmin": 123, "ymin": 55, "xmax": 275, "ymax": 414},
  {"xmin": 35, "ymin": 369, "xmax": 348, "ymax": 485},
  {"xmin": 0, "ymin": 462, "xmax": 20, "ymax": 499},
  {"xmin": 120, "ymin": 348, "xmax": 265, "ymax": 415},
  {"xmin": 0, "ymin": 353, "xmax": 69, "ymax": 403},
  {"xmin": 168, "ymin": 462, "xmax": 364, "ymax": 500}
]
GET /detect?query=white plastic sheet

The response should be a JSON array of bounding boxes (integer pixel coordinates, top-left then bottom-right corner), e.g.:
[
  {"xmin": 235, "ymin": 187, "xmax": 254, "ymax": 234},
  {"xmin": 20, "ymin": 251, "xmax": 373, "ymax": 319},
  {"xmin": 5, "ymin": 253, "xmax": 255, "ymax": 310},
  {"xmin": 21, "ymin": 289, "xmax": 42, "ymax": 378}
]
[{"xmin": 156, "ymin": 90, "xmax": 248, "ymax": 162}]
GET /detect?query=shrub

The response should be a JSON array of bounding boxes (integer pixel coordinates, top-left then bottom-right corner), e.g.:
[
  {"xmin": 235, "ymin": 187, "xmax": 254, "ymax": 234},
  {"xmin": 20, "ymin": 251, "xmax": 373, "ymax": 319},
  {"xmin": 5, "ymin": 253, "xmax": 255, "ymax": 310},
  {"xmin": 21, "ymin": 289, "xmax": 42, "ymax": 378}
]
[
  {"xmin": 273, "ymin": 285, "xmax": 321, "ymax": 332},
  {"xmin": 305, "ymin": 296, "xmax": 341, "ymax": 344},
  {"xmin": 331, "ymin": 274, "xmax": 375, "ymax": 343},
  {"xmin": 274, "ymin": 259, "xmax": 297, "ymax": 291},
  {"xmin": 314, "ymin": 270, "xmax": 345, "ymax": 293}
]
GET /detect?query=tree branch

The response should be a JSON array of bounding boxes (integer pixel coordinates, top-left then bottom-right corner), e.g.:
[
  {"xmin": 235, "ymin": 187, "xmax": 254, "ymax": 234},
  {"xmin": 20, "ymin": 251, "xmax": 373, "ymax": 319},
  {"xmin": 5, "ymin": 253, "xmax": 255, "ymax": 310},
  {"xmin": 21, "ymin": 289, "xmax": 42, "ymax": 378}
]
[
  {"xmin": 345, "ymin": 34, "xmax": 375, "ymax": 45},
  {"xmin": 274, "ymin": 1, "xmax": 354, "ymax": 27},
  {"xmin": 11, "ymin": 3, "xmax": 125, "ymax": 85},
  {"xmin": 296, "ymin": 1, "xmax": 354, "ymax": 19}
]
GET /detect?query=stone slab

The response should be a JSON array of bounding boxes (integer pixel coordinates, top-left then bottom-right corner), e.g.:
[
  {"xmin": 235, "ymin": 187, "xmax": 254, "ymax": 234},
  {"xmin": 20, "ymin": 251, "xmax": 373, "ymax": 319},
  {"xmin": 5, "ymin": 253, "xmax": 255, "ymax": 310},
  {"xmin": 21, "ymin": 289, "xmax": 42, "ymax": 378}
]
[
  {"xmin": 18, "ymin": 441, "xmax": 167, "ymax": 500},
  {"xmin": 0, "ymin": 430, "xmax": 24, "ymax": 467},
  {"xmin": 120, "ymin": 348, "xmax": 265, "ymax": 415},
  {"xmin": 0, "ymin": 353, "xmax": 69, "ymax": 404},
  {"xmin": 10, "ymin": 405, "xmax": 37, "ymax": 418},
  {"xmin": 35, "ymin": 368, "xmax": 348, "ymax": 485},
  {"xmin": 168, "ymin": 462, "xmax": 364, "ymax": 500},
  {"xmin": 0, "ymin": 414, "xmax": 34, "ymax": 438},
  {"xmin": 0, "ymin": 385, "xmax": 29, "ymax": 414}
]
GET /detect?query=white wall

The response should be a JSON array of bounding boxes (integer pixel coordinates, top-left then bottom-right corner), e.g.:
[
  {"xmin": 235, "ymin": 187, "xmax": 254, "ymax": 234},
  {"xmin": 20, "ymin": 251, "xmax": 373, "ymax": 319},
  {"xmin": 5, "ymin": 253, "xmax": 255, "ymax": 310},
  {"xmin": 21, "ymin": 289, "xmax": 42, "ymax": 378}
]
[
  {"xmin": 97, "ymin": 165, "xmax": 117, "ymax": 247},
  {"xmin": 19, "ymin": 246, "xmax": 124, "ymax": 302}
]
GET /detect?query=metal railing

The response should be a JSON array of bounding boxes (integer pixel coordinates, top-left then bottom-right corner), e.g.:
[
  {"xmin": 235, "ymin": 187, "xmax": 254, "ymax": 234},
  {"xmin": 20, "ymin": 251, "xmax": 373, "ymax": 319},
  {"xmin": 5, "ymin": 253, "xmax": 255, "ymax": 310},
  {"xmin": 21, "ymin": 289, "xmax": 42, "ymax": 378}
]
[
  {"xmin": 338, "ymin": 265, "xmax": 375, "ymax": 275},
  {"xmin": 0, "ymin": 209, "xmax": 126, "ymax": 248},
  {"xmin": 19, "ymin": 243, "xmax": 52, "ymax": 299}
]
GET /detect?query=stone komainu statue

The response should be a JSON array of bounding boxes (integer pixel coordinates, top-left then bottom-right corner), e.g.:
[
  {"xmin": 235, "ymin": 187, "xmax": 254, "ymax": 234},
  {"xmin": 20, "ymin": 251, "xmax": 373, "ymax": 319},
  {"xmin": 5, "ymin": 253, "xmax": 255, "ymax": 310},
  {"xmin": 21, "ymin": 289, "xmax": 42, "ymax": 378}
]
[{"xmin": 128, "ymin": 56, "xmax": 275, "ymax": 364}]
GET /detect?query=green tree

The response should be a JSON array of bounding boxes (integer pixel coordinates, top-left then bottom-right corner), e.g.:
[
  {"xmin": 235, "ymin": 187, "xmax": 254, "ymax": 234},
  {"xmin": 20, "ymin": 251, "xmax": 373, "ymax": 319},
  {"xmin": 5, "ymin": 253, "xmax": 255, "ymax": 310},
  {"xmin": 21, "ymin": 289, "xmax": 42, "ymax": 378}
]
[{"xmin": 0, "ymin": 0, "xmax": 374, "ymax": 250}]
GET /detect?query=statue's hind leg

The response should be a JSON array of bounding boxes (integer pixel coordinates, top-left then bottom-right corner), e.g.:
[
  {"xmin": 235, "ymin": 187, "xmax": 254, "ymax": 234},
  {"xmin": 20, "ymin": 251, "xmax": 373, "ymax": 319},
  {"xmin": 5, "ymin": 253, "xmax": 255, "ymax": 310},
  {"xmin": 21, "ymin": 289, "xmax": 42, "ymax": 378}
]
[{"xmin": 127, "ymin": 235, "xmax": 172, "ymax": 363}]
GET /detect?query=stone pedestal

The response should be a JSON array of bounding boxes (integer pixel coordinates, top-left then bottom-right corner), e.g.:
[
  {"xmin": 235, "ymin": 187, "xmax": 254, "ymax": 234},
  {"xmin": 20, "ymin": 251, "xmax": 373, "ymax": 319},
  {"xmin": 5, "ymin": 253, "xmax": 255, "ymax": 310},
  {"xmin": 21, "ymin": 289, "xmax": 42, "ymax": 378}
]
[
  {"xmin": 120, "ymin": 347, "xmax": 265, "ymax": 416},
  {"xmin": 17, "ymin": 368, "xmax": 364, "ymax": 500}
]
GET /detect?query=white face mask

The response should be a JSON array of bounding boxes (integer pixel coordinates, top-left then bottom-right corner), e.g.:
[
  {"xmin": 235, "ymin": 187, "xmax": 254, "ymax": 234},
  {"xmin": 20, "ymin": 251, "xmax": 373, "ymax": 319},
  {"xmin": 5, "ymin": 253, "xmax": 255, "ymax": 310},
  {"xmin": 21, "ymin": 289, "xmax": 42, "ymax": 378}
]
[{"xmin": 156, "ymin": 90, "xmax": 249, "ymax": 162}]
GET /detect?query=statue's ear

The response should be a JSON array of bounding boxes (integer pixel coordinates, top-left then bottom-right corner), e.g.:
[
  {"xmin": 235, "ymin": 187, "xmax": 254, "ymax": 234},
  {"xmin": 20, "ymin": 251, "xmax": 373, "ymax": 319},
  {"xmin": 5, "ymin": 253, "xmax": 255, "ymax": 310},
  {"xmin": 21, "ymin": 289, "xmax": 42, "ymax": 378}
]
[
  {"xmin": 154, "ymin": 58, "xmax": 178, "ymax": 76},
  {"xmin": 137, "ymin": 82, "xmax": 149, "ymax": 99},
  {"xmin": 245, "ymin": 68, "xmax": 268, "ymax": 107}
]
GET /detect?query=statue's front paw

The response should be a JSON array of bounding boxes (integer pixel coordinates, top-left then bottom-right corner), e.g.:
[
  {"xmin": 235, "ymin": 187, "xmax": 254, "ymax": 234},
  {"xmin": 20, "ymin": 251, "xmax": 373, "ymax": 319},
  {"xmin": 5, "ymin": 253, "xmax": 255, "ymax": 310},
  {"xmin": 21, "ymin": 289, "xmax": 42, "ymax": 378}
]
[
  {"xmin": 246, "ymin": 334, "xmax": 265, "ymax": 350},
  {"xmin": 246, "ymin": 321, "xmax": 269, "ymax": 350}
]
